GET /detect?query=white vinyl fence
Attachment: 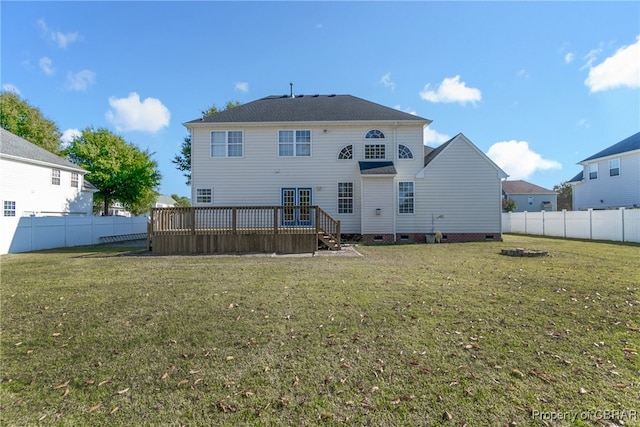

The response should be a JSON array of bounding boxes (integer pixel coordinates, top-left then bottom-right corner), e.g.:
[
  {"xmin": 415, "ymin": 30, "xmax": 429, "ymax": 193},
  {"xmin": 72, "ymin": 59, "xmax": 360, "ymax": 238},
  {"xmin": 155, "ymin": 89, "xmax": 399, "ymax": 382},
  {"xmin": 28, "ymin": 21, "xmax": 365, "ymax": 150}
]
[
  {"xmin": 502, "ymin": 209, "xmax": 640, "ymax": 243},
  {"xmin": 0, "ymin": 215, "xmax": 149, "ymax": 254}
]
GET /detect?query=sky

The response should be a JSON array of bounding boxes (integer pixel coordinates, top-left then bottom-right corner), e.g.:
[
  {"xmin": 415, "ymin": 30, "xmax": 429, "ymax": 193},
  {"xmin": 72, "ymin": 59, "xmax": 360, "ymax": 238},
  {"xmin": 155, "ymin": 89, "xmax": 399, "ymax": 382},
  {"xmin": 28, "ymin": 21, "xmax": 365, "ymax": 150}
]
[{"xmin": 2, "ymin": 1, "xmax": 639, "ymax": 199}]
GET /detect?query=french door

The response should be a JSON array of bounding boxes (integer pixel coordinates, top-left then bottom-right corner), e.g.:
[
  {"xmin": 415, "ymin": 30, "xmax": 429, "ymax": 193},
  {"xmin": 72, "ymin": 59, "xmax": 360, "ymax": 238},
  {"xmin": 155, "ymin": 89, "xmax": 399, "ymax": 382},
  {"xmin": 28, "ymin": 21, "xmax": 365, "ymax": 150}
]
[{"xmin": 281, "ymin": 188, "xmax": 312, "ymax": 226}]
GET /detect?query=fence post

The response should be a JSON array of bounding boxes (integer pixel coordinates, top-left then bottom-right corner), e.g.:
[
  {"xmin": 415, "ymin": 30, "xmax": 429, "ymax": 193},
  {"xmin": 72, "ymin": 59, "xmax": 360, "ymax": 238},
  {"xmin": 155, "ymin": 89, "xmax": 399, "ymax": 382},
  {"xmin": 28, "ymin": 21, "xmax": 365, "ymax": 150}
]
[
  {"xmin": 588, "ymin": 208, "xmax": 593, "ymax": 240},
  {"xmin": 621, "ymin": 207, "xmax": 625, "ymax": 242},
  {"xmin": 541, "ymin": 210, "xmax": 545, "ymax": 237},
  {"xmin": 562, "ymin": 209, "xmax": 567, "ymax": 238},
  {"xmin": 191, "ymin": 208, "xmax": 196, "ymax": 235}
]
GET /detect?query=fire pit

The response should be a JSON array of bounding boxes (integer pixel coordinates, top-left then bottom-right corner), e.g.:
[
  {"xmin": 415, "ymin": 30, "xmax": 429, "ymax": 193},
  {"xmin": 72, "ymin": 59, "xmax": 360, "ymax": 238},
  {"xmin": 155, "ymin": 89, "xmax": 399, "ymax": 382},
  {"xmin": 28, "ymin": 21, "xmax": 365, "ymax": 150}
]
[{"xmin": 500, "ymin": 248, "xmax": 548, "ymax": 257}]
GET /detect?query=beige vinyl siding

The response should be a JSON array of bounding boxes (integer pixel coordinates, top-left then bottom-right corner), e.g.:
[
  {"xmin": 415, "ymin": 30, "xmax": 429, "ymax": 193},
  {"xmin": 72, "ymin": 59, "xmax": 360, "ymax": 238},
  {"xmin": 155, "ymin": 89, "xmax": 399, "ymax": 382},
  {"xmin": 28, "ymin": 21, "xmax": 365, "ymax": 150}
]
[
  {"xmin": 411, "ymin": 138, "xmax": 503, "ymax": 234},
  {"xmin": 190, "ymin": 122, "xmax": 427, "ymax": 234},
  {"xmin": 361, "ymin": 177, "xmax": 394, "ymax": 234}
]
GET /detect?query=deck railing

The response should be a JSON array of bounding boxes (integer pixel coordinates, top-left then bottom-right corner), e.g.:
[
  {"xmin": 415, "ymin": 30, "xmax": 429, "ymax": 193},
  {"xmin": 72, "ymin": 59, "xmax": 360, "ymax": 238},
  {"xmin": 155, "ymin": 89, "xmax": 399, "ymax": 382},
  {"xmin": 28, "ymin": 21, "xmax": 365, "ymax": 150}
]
[{"xmin": 149, "ymin": 206, "xmax": 340, "ymax": 249}]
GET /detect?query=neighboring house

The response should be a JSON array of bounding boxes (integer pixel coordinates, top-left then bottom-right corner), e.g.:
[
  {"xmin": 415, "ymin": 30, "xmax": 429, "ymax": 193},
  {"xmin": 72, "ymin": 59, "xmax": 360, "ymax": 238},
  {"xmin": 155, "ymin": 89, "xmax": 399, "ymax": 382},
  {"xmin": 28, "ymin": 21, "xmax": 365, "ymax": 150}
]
[
  {"xmin": 0, "ymin": 128, "xmax": 95, "ymax": 217},
  {"xmin": 568, "ymin": 131, "xmax": 640, "ymax": 210},
  {"xmin": 154, "ymin": 194, "xmax": 178, "ymax": 208},
  {"xmin": 502, "ymin": 180, "xmax": 557, "ymax": 212},
  {"xmin": 184, "ymin": 94, "xmax": 507, "ymax": 243}
]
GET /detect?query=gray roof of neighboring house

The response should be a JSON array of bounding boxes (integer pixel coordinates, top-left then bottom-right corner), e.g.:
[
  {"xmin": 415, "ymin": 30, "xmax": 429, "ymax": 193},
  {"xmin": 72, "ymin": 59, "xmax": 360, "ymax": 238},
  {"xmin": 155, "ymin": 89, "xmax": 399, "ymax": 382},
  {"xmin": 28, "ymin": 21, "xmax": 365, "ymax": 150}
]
[
  {"xmin": 0, "ymin": 128, "xmax": 85, "ymax": 172},
  {"xmin": 580, "ymin": 131, "xmax": 640, "ymax": 162},
  {"xmin": 359, "ymin": 161, "xmax": 397, "ymax": 175},
  {"xmin": 502, "ymin": 180, "xmax": 556, "ymax": 195},
  {"xmin": 185, "ymin": 95, "xmax": 431, "ymax": 124},
  {"xmin": 156, "ymin": 194, "xmax": 177, "ymax": 206}
]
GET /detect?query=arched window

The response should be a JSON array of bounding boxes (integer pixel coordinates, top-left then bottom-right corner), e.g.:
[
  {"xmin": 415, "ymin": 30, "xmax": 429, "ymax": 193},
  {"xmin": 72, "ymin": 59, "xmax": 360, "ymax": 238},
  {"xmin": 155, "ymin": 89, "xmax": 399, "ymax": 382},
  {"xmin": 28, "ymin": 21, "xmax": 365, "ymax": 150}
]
[
  {"xmin": 338, "ymin": 144, "xmax": 353, "ymax": 160},
  {"xmin": 365, "ymin": 129, "xmax": 385, "ymax": 139},
  {"xmin": 398, "ymin": 144, "xmax": 414, "ymax": 159}
]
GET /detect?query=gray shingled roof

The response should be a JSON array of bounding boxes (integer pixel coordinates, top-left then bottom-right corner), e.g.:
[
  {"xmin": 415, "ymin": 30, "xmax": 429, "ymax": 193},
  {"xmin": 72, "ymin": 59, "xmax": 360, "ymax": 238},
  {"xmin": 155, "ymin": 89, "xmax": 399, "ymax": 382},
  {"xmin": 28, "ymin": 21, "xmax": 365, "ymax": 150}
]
[
  {"xmin": 502, "ymin": 180, "xmax": 556, "ymax": 195},
  {"xmin": 567, "ymin": 171, "xmax": 584, "ymax": 183},
  {"xmin": 359, "ymin": 161, "xmax": 397, "ymax": 175},
  {"xmin": 0, "ymin": 128, "xmax": 85, "ymax": 172},
  {"xmin": 580, "ymin": 131, "xmax": 640, "ymax": 162},
  {"xmin": 186, "ymin": 95, "xmax": 431, "ymax": 124}
]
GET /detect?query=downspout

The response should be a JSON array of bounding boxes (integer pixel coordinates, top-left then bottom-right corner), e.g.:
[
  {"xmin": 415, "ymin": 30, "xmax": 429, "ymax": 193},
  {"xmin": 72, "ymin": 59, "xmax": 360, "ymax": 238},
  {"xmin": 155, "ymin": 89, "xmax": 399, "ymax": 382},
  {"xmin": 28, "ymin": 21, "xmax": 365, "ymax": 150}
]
[{"xmin": 393, "ymin": 122, "xmax": 397, "ymax": 242}]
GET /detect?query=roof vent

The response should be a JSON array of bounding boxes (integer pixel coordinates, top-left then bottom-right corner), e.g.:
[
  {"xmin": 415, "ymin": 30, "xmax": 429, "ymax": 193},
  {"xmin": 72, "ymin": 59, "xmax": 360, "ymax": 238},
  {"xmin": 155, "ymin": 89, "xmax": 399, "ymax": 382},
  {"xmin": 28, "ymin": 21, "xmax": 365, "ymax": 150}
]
[
  {"xmin": 289, "ymin": 82, "xmax": 295, "ymax": 98},
  {"xmin": 328, "ymin": 94, "xmax": 336, "ymax": 97}
]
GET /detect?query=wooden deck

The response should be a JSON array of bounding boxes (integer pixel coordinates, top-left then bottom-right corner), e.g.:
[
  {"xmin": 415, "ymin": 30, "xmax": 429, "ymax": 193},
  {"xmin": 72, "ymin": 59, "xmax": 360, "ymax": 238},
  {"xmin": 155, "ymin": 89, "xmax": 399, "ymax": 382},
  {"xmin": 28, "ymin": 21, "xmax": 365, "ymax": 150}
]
[{"xmin": 148, "ymin": 206, "xmax": 340, "ymax": 255}]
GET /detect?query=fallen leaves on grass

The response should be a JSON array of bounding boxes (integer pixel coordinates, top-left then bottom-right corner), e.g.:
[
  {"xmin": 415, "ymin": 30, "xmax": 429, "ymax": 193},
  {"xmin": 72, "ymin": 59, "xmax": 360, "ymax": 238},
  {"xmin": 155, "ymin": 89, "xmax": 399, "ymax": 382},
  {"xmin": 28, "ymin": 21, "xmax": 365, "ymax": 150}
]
[
  {"xmin": 53, "ymin": 380, "xmax": 69, "ymax": 390},
  {"xmin": 116, "ymin": 387, "xmax": 129, "ymax": 395},
  {"xmin": 88, "ymin": 404, "xmax": 101, "ymax": 412}
]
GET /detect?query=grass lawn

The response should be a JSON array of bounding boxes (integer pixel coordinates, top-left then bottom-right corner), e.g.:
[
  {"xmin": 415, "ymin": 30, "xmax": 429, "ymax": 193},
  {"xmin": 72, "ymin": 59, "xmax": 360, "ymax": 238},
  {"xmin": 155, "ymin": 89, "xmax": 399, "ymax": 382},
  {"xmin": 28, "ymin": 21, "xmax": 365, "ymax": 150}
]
[{"xmin": 1, "ymin": 235, "xmax": 638, "ymax": 426}]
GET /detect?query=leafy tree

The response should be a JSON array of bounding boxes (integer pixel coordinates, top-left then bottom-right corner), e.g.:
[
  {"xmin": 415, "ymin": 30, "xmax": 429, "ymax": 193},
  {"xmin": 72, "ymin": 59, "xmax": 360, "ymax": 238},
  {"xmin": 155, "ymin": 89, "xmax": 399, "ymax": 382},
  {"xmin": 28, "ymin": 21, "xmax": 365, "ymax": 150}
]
[
  {"xmin": 172, "ymin": 101, "xmax": 241, "ymax": 185},
  {"xmin": 65, "ymin": 127, "xmax": 161, "ymax": 216},
  {"xmin": 553, "ymin": 181, "xmax": 573, "ymax": 211},
  {"xmin": 170, "ymin": 194, "xmax": 191, "ymax": 207},
  {"xmin": 502, "ymin": 198, "xmax": 517, "ymax": 212},
  {"xmin": 0, "ymin": 91, "xmax": 62, "ymax": 153}
]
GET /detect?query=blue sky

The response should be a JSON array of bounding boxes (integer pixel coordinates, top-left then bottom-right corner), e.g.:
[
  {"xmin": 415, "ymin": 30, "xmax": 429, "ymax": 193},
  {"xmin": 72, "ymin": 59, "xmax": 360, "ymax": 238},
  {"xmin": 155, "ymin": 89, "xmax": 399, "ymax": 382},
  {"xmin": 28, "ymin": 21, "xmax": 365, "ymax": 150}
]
[{"xmin": 2, "ymin": 1, "xmax": 639, "ymax": 199}]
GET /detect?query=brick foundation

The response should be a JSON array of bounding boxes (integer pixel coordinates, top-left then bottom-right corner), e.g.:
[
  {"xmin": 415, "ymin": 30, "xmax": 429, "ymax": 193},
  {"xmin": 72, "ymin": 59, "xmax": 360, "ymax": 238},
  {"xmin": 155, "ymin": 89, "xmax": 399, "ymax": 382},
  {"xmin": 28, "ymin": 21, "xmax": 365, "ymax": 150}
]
[{"xmin": 360, "ymin": 233, "xmax": 503, "ymax": 244}]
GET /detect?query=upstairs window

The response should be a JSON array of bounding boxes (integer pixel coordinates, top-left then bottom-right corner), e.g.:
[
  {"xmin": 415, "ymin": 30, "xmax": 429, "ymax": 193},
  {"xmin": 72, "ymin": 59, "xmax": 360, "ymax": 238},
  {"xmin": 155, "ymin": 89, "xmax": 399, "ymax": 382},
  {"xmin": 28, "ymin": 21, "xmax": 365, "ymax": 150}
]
[
  {"xmin": 279, "ymin": 130, "xmax": 311, "ymax": 157},
  {"xmin": 52, "ymin": 169, "xmax": 61, "ymax": 185},
  {"xmin": 71, "ymin": 172, "xmax": 79, "ymax": 188},
  {"xmin": 3, "ymin": 201, "xmax": 16, "ymax": 217},
  {"xmin": 398, "ymin": 144, "xmax": 414, "ymax": 159},
  {"xmin": 338, "ymin": 145, "xmax": 353, "ymax": 160},
  {"xmin": 365, "ymin": 129, "xmax": 385, "ymax": 139},
  {"xmin": 589, "ymin": 163, "xmax": 598, "ymax": 180},
  {"xmin": 609, "ymin": 159, "xmax": 620, "ymax": 176},
  {"xmin": 365, "ymin": 144, "xmax": 386, "ymax": 159},
  {"xmin": 211, "ymin": 131, "xmax": 243, "ymax": 158},
  {"xmin": 196, "ymin": 188, "xmax": 212, "ymax": 204}
]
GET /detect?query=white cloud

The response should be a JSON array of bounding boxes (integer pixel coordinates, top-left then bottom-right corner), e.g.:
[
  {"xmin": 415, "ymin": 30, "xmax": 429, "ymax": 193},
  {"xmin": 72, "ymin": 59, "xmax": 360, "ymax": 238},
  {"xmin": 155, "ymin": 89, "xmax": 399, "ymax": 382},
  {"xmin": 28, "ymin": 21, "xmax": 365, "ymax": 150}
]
[
  {"xmin": 394, "ymin": 105, "xmax": 416, "ymax": 115},
  {"xmin": 423, "ymin": 127, "xmax": 451, "ymax": 146},
  {"xmin": 60, "ymin": 128, "xmax": 81, "ymax": 148},
  {"xmin": 486, "ymin": 140, "xmax": 561, "ymax": 180},
  {"xmin": 419, "ymin": 75, "xmax": 481, "ymax": 105},
  {"xmin": 39, "ymin": 57, "xmax": 55, "ymax": 75},
  {"xmin": 585, "ymin": 36, "xmax": 640, "ymax": 92},
  {"xmin": 2, "ymin": 84, "xmax": 21, "ymax": 95},
  {"xmin": 577, "ymin": 118, "xmax": 590, "ymax": 128},
  {"xmin": 235, "ymin": 82, "xmax": 249, "ymax": 93},
  {"xmin": 581, "ymin": 46, "xmax": 603, "ymax": 70},
  {"xmin": 517, "ymin": 69, "xmax": 529, "ymax": 79},
  {"xmin": 65, "ymin": 70, "xmax": 96, "ymax": 91},
  {"xmin": 105, "ymin": 92, "xmax": 170, "ymax": 133},
  {"xmin": 380, "ymin": 72, "xmax": 396, "ymax": 91},
  {"xmin": 38, "ymin": 18, "xmax": 80, "ymax": 49},
  {"xmin": 564, "ymin": 52, "xmax": 575, "ymax": 64}
]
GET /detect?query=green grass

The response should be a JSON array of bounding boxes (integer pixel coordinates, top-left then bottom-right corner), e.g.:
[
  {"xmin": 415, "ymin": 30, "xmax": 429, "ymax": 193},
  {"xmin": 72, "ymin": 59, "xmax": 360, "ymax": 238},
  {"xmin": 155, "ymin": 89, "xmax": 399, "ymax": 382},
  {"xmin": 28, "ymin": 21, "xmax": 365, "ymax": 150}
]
[{"xmin": 1, "ymin": 235, "xmax": 638, "ymax": 426}]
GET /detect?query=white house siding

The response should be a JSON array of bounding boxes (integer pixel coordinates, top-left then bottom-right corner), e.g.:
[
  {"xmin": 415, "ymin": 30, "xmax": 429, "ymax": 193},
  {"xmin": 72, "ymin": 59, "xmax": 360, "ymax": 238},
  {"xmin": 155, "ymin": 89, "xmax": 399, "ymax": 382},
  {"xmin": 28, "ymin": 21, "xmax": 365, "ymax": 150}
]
[
  {"xmin": 573, "ymin": 152, "xmax": 640, "ymax": 210},
  {"xmin": 361, "ymin": 177, "xmax": 394, "ymax": 235},
  {"xmin": 413, "ymin": 138, "xmax": 503, "ymax": 235},
  {"xmin": 0, "ymin": 157, "xmax": 90, "ymax": 216},
  {"xmin": 189, "ymin": 122, "xmax": 426, "ymax": 234}
]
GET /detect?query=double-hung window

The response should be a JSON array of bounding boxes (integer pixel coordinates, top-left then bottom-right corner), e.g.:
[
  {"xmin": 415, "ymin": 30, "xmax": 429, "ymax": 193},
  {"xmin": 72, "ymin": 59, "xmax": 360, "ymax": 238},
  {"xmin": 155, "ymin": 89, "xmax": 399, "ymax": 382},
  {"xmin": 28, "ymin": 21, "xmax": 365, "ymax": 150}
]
[
  {"xmin": 398, "ymin": 182, "xmax": 414, "ymax": 214},
  {"xmin": 609, "ymin": 159, "xmax": 620, "ymax": 176},
  {"xmin": 279, "ymin": 130, "xmax": 311, "ymax": 157},
  {"xmin": 52, "ymin": 169, "xmax": 61, "ymax": 185},
  {"xmin": 337, "ymin": 182, "xmax": 353, "ymax": 214},
  {"xmin": 589, "ymin": 163, "xmax": 598, "ymax": 180},
  {"xmin": 3, "ymin": 201, "xmax": 16, "ymax": 217},
  {"xmin": 196, "ymin": 188, "xmax": 212, "ymax": 204},
  {"xmin": 71, "ymin": 172, "xmax": 79, "ymax": 188},
  {"xmin": 211, "ymin": 131, "xmax": 243, "ymax": 158}
]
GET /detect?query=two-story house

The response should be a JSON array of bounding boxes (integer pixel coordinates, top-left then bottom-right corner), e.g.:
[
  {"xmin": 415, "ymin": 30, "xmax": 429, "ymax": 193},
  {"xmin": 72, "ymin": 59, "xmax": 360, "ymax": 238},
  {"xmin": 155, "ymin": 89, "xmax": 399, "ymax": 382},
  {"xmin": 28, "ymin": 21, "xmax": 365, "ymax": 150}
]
[
  {"xmin": 0, "ymin": 128, "xmax": 95, "ymax": 217},
  {"xmin": 568, "ymin": 131, "xmax": 640, "ymax": 210},
  {"xmin": 185, "ymin": 94, "xmax": 507, "ymax": 243}
]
